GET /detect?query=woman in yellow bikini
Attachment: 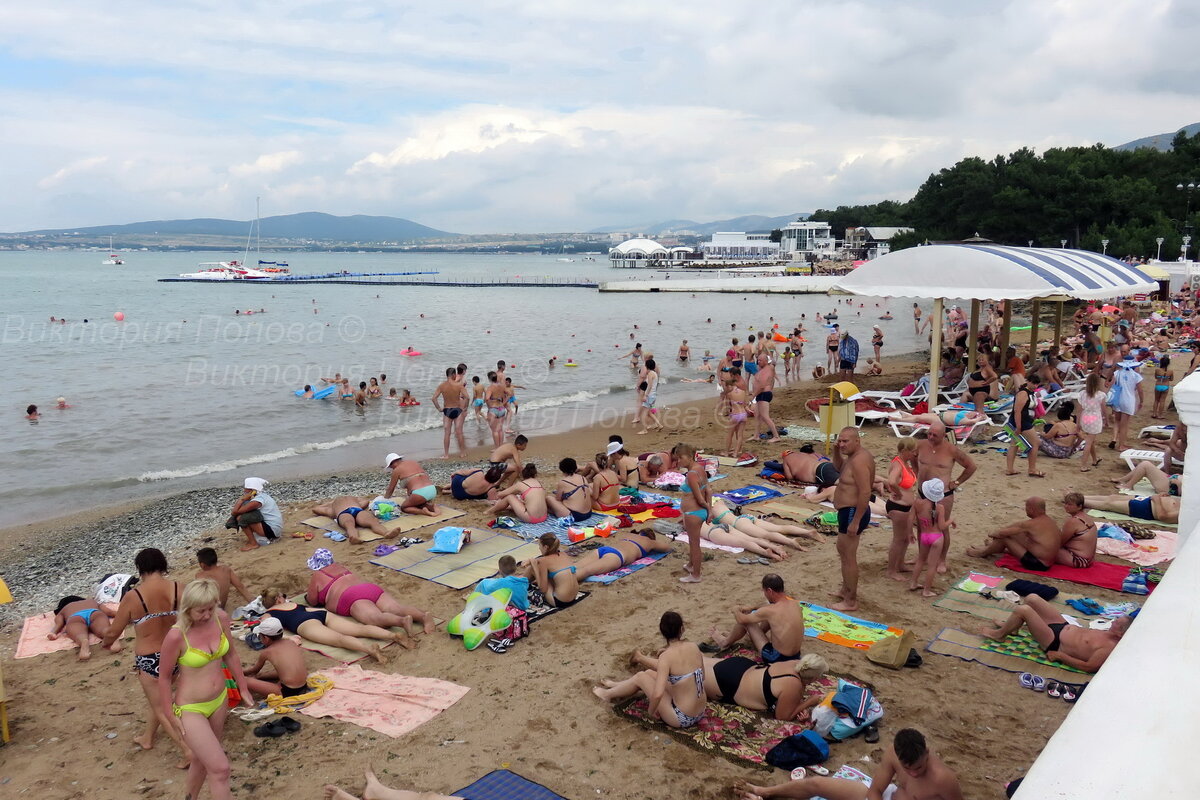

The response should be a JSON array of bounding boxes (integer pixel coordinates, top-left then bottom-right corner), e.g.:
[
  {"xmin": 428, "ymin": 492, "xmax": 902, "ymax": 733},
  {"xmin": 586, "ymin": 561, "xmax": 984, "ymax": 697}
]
[{"xmin": 159, "ymin": 579, "xmax": 253, "ymax": 800}]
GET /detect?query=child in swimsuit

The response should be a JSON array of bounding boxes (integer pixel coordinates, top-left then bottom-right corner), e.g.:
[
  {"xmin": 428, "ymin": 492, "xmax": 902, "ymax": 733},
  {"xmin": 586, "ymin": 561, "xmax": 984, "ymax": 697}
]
[{"xmin": 910, "ymin": 479, "xmax": 948, "ymax": 598}]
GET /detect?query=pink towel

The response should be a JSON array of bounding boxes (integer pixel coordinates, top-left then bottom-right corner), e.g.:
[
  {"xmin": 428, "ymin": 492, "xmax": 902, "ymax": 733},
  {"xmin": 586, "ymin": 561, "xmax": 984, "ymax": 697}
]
[
  {"xmin": 1097, "ymin": 529, "xmax": 1178, "ymax": 566},
  {"xmin": 15, "ymin": 613, "xmax": 100, "ymax": 659},
  {"xmin": 299, "ymin": 664, "xmax": 469, "ymax": 738}
]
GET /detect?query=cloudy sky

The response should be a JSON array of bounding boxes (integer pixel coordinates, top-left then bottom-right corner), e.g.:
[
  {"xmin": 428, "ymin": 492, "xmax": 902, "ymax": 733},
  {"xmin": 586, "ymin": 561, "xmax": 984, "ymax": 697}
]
[{"xmin": 3, "ymin": 0, "xmax": 1199, "ymax": 233}]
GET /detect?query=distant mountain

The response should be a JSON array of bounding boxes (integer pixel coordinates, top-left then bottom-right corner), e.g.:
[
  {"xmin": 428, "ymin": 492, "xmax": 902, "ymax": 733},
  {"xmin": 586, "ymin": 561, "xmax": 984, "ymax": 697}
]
[
  {"xmin": 19, "ymin": 212, "xmax": 455, "ymax": 241},
  {"xmin": 1113, "ymin": 122, "xmax": 1200, "ymax": 152},
  {"xmin": 590, "ymin": 212, "xmax": 809, "ymax": 237}
]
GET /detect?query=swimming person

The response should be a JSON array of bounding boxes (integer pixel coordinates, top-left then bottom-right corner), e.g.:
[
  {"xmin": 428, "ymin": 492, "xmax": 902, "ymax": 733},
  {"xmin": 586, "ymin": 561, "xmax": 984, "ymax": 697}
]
[
  {"xmin": 158, "ymin": 579, "xmax": 253, "ymax": 800},
  {"xmin": 593, "ymin": 611, "xmax": 707, "ymax": 729}
]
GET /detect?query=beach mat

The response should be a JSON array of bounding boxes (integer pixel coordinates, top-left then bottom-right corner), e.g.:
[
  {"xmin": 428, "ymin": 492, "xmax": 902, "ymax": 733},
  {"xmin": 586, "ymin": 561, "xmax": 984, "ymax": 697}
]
[
  {"xmin": 616, "ymin": 673, "xmax": 840, "ymax": 769},
  {"xmin": 15, "ymin": 613, "xmax": 102, "ymax": 659},
  {"xmin": 584, "ymin": 552, "xmax": 668, "ymax": 584},
  {"xmin": 526, "ymin": 591, "xmax": 590, "ymax": 626},
  {"xmin": 1087, "ymin": 509, "xmax": 1177, "ymax": 529},
  {"xmin": 756, "ymin": 499, "xmax": 823, "ymax": 523},
  {"xmin": 926, "ymin": 627, "xmax": 1089, "ymax": 683},
  {"xmin": 714, "ymin": 484, "xmax": 787, "ymax": 506},
  {"xmin": 931, "ymin": 575, "xmax": 1100, "ymax": 625},
  {"xmin": 455, "ymin": 769, "xmax": 568, "ymax": 800},
  {"xmin": 299, "ymin": 664, "xmax": 469, "ymax": 738},
  {"xmin": 995, "ymin": 554, "xmax": 1151, "ymax": 594},
  {"xmin": 509, "ymin": 513, "xmax": 614, "ymax": 544},
  {"xmin": 781, "ymin": 425, "xmax": 827, "ymax": 441},
  {"xmin": 370, "ymin": 530, "xmax": 541, "ymax": 590},
  {"xmin": 801, "ymin": 603, "xmax": 905, "ymax": 649},
  {"xmin": 302, "ymin": 506, "xmax": 466, "ymax": 542}
]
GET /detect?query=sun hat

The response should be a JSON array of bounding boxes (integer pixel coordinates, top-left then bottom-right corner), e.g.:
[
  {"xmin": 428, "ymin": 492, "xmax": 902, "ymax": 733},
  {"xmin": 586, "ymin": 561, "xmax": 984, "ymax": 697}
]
[
  {"xmin": 606, "ymin": 442, "xmax": 622, "ymax": 456},
  {"xmin": 244, "ymin": 477, "xmax": 268, "ymax": 491},
  {"xmin": 384, "ymin": 452, "xmax": 403, "ymax": 469},
  {"xmin": 306, "ymin": 547, "xmax": 334, "ymax": 570},
  {"xmin": 921, "ymin": 478, "xmax": 945, "ymax": 503},
  {"xmin": 256, "ymin": 617, "xmax": 283, "ymax": 637}
]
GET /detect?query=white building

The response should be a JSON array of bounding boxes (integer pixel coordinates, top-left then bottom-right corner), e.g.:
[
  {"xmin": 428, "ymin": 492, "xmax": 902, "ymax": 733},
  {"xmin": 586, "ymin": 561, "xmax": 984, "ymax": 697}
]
[
  {"xmin": 699, "ymin": 232, "xmax": 781, "ymax": 260},
  {"xmin": 779, "ymin": 220, "xmax": 836, "ymax": 259},
  {"xmin": 845, "ymin": 226, "xmax": 914, "ymax": 259},
  {"xmin": 608, "ymin": 237, "xmax": 669, "ymax": 268}
]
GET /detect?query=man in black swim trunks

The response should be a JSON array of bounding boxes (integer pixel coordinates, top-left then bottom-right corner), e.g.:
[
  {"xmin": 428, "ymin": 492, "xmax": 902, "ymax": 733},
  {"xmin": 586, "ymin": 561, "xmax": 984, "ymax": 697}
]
[
  {"xmin": 979, "ymin": 595, "xmax": 1132, "ymax": 673},
  {"xmin": 831, "ymin": 428, "xmax": 874, "ymax": 612},
  {"xmin": 752, "ymin": 354, "xmax": 781, "ymax": 443},
  {"xmin": 706, "ymin": 573, "xmax": 805, "ymax": 662},
  {"xmin": 432, "ymin": 367, "xmax": 468, "ymax": 459},
  {"xmin": 965, "ymin": 497, "xmax": 1060, "ymax": 571}
]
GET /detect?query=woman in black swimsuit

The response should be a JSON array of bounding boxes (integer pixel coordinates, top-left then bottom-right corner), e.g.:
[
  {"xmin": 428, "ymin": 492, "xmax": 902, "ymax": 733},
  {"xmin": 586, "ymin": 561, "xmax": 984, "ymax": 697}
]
[
  {"xmin": 260, "ymin": 588, "xmax": 407, "ymax": 664},
  {"xmin": 1006, "ymin": 374, "xmax": 1043, "ymax": 478},
  {"xmin": 630, "ymin": 649, "xmax": 827, "ymax": 721},
  {"xmin": 966, "ymin": 360, "xmax": 997, "ymax": 413},
  {"xmin": 546, "ymin": 457, "xmax": 593, "ymax": 523}
]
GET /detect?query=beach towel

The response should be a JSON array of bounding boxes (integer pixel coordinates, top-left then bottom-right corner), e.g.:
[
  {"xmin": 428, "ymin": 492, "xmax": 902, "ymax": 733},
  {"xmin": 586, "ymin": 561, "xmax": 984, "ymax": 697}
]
[
  {"xmin": 510, "ymin": 513, "xmax": 614, "ymax": 544},
  {"xmin": 711, "ymin": 453, "xmax": 759, "ymax": 467},
  {"xmin": 995, "ymin": 554, "xmax": 1153, "ymax": 594},
  {"xmin": 525, "ymin": 591, "xmax": 590, "ymax": 626},
  {"xmin": 298, "ymin": 664, "xmax": 469, "ymax": 738},
  {"xmin": 926, "ymin": 628, "xmax": 1090, "ymax": 683},
  {"xmin": 15, "ymin": 613, "xmax": 102, "ymax": 659},
  {"xmin": 932, "ymin": 575, "xmax": 1106, "ymax": 625},
  {"xmin": 454, "ymin": 770, "xmax": 567, "ymax": 800},
  {"xmin": 584, "ymin": 552, "xmax": 669, "ymax": 584},
  {"xmin": 672, "ymin": 532, "xmax": 743, "ymax": 554},
  {"xmin": 817, "ymin": 766, "xmax": 873, "ymax": 798},
  {"xmin": 1096, "ymin": 529, "xmax": 1178, "ymax": 566},
  {"xmin": 616, "ymin": 673, "xmax": 840, "ymax": 769},
  {"xmin": 800, "ymin": 603, "xmax": 905, "ymax": 650},
  {"xmin": 715, "ymin": 484, "xmax": 786, "ymax": 506},
  {"xmin": 302, "ymin": 505, "xmax": 466, "ymax": 542},
  {"xmin": 370, "ymin": 530, "xmax": 541, "ymax": 589},
  {"xmin": 1086, "ymin": 509, "xmax": 1178, "ymax": 529}
]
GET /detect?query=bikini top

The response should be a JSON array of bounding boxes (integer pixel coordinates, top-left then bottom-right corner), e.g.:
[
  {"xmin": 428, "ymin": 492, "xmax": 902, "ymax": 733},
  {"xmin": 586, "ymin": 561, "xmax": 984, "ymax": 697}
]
[
  {"xmin": 680, "ymin": 469, "xmax": 707, "ymax": 493},
  {"xmin": 177, "ymin": 629, "xmax": 230, "ymax": 669},
  {"xmin": 561, "ymin": 479, "xmax": 588, "ymax": 500},
  {"xmin": 761, "ymin": 667, "xmax": 800, "ymax": 711},
  {"xmin": 890, "ymin": 457, "xmax": 916, "ymax": 490},
  {"xmin": 132, "ymin": 583, "xmax": 180, "ymax": 626},
  {"xmin": 667, "ymin": 666, "xmax": 704, "ymax": 697}
]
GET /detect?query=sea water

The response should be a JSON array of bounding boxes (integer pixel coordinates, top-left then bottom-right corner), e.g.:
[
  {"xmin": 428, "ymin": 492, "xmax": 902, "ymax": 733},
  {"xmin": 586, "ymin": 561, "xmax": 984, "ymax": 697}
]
[{"xmin": 1, "ymin": 251, "xmax": 924, "ymax": 526}]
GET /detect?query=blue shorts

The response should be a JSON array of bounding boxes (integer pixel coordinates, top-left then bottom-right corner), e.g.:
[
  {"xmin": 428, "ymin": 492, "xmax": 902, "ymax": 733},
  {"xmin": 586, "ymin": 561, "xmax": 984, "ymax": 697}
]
[
  {"xmin": 745, "ymin": 363, "xmax": 759, "ymax": 375},
  {"xmin": 761, "ymin": 643, "xmax": 799, "ymax": 664},
  {"xmin": 1127, "ymin": 496, "xmax": 1155, "ymax": 521}
]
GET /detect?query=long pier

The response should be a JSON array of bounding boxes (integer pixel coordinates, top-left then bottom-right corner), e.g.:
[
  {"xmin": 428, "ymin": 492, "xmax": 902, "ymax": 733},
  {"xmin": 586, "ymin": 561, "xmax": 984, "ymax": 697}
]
[
  {"xmin": 599, "ymin": 275, "xmax": 839, "ymax": 294},
  {"xmin": 160, "ymin": 272, "xmax": 598, "ymax": 288}
]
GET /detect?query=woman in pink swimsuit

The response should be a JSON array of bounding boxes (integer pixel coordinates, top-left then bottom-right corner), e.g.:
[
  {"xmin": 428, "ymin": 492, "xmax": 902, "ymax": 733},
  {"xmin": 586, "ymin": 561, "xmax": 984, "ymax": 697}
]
[
  {"xmin": 305, "ymin": 554, "xmax": 437, "ymax": 636},
  {"xmin": 487, "ymin": 464, "xmax": 549, "ymax": 523}
]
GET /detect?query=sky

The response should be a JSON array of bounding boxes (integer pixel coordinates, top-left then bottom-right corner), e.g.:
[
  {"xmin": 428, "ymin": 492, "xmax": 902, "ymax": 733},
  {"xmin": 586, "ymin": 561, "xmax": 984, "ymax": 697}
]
[{"xmin": 3, "ymin": 0, "xmax": 1200, "ymax": 234}]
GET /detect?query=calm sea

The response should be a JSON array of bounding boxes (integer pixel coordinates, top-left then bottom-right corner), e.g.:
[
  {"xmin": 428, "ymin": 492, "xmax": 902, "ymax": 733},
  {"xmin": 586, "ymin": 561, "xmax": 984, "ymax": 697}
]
[{"xmin": 1, "ymin": 251, "xmax": 922, "ymax": 526}]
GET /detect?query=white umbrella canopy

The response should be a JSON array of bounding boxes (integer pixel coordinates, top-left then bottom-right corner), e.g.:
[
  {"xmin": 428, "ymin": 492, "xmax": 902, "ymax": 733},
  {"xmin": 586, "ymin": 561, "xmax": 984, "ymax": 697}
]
[{"xmin": 833, "ymin": 244, "xmax": 1157, "ymax": 301}]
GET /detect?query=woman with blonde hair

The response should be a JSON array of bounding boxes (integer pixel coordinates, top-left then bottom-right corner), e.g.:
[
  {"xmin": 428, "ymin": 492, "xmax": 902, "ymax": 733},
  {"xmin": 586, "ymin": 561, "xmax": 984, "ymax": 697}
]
[
  {"xmin": 631, "ymin": 648, "xmax": 828, "ymax": 722},
  {"xmin": 159, "ymin": 579, "xmax": 253, "ymax": 800}
]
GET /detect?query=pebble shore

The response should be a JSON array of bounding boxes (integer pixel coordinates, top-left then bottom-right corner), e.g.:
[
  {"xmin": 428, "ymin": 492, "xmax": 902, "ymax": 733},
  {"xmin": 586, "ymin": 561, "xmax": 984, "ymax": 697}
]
[{"xmin": 0, "ymin": 460, "xmax": 492, "ymax": 628}]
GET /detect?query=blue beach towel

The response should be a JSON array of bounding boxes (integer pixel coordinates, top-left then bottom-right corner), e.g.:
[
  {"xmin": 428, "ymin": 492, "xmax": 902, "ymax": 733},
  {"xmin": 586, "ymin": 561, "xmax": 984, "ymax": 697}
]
[
  {"xmin": 455, "ymin": 769, "xmax": 568, "ymax": 800},
  {"xmin": 584, "ymin": 552, "xmax": 668, "ymax": 584},
  {"xmin": 510, "ymin": 513, "xmax": 615, "ymax": 544},
  {"xmin": 714, "ymin": 484, "xmax": 785, "ymax": 506}
]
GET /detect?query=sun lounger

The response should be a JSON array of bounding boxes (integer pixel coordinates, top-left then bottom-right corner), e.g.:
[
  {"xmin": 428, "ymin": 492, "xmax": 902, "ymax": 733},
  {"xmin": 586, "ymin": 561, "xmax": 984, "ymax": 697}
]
[
  {"xmin": 888, "ymin": 417, "xmax": 987, "ymax": 443},
  {"xmin": 1121, "ymin": 449, "xmax": 1167, "ymax": 470},
  {"xmin": 1139, "ymin": 424, "xmax": 1175, "ymax": 439}
]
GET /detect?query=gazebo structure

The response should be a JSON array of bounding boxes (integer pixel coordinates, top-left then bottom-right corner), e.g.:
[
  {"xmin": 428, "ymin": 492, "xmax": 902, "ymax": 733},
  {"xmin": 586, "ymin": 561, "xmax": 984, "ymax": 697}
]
[
  {"xmin": 833, "ymin": 244, "xmax": 1159, "ymax": 391},
  {"xmin": 608, "ymin": 238, "xmax": 669, "ymax": 268}
]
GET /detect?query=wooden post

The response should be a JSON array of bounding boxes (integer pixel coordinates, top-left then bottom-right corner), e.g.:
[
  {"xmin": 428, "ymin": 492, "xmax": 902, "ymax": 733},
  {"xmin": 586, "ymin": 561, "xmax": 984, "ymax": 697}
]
[
  {"xmin": 967, "ymin": 299, "xmax": 981, "ymax": 372},
  {"xmin": 998, "ymin": 300, "xmax": 1012, "ymax": 366},
  {"xmin": 1027, "ymin": 299, "xmax": 1041, "ymax": 369},
  {"xmin": 1053, "ymin": 302, "xmax": 1064, "ymax": 356},
  {"xmin": 929, "ymin": 298, "xmax": 944, "ymax": 400}
]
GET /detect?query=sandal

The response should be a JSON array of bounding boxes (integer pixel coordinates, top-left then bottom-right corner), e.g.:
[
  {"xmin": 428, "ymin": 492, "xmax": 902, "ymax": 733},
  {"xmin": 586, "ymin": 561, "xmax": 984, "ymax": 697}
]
[
  {"xmin": 737, "ymin": 557, "xmax": 759, "ymax": 565},
  {"xmin": 1046, "ymin": 681, "xmax": 1061, "ymax": 698},
  {"xmin": 1018, "ymin": 672, "xmax": 1036, "ymax": 690},
  {"xmin": 1027, "ymin": 472, "xmax": 1046, "ymax": 478},
  {"xmin": 1062, "ymin": 684, "xmax": 1078, "ymax": 703},
  {"xmin": 279, "ymin": 715, "xmax": 302, "ymax": 733},
  {"xmin": 253, "ymin": 719, "xmax": 288, "ymax": 738},
  {"xmin": 291, "ymin": 531, "xmax": 315, "ymax": 541}
]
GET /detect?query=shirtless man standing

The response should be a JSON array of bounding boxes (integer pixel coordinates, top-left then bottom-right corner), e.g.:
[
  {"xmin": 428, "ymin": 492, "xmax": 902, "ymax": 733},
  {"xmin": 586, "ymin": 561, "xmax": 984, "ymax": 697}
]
[
  {"xmin": 484, "ymin": 370, "xmax": 508, "ymax": 447},
  {"xmin": 752, "ymin": 354, "xmax": 781, "ymax": 443},
  {"xmin": 1057, "ymin": 492, "xmax": 1098, "ymax": 569},
  {"xmin": 432, "ymin": 367, "xmax": 468, "ymax": 458},
  {"xmin": 706, "ymin": 574, "xmax": 806, "ymax": 662},
  {"xmin": 353, "ymin": 381, "xmax": 368, "ymax": 410},
  {"xmin": 831, "ymin": 427, "xmax": 874, "ymax": 612},
  {"xmin": 915, "ymin": 420, "xmax": 976, "ymax": 570},
  {"xmin": 980, "ymin": 595, "xmax": 1132, "ymax": 673},
  {"xmin": 965, "ymin": 497, "xmax": 1061, "ymax": 571},
  {"xmin": 738, "ymin": 728, "xmax": 963, "ymax": 800},
  {"xmin": 913, "ymin": 303, "xmax": 924, "ymax": 335}
]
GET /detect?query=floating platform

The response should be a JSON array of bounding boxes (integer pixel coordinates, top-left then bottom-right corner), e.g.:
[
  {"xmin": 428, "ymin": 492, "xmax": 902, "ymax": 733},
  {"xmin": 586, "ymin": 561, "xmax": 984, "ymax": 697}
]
[
  {"xmin": 160, "ymin": 271, "xmax": 598, "ymax": 288},
  {"xmin": 598, "ymin": 276, "xmax": 839, "ymax": 294}
]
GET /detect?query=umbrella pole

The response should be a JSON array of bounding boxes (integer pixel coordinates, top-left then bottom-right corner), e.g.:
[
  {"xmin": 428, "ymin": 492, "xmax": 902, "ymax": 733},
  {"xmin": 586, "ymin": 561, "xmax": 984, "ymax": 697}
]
[
  {"xmin": 967, "ymin": 299, "xmax": 980, "ymax": 372},
  {"xmin": 998, "ymin": 301, "xmax": 1012, "ymax": 365},
  {"xmin": 1053, "ymin": 302, "xmax": 1064, "ymax": 357},
  {"xmin": 1027, "ymin": 300, "xmax": 1041, "ymax": 370},
  {"xmin": 930, "ymin": 298, "xmax": 945, "ymax": 402}
]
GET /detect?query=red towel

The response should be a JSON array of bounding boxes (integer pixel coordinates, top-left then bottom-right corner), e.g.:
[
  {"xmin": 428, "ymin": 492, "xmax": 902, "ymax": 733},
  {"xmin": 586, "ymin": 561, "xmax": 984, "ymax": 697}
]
[{"xmin": 995, "ymin": 554, "xmax": 1150, "ymax": 594}]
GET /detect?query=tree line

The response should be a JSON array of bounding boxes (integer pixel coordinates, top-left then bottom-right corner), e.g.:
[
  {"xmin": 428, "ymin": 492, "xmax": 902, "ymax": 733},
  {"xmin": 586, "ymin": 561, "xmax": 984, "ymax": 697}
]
[{"xmin": 808, "ymin": 130, "xmax": 1200, "ymax": 259}]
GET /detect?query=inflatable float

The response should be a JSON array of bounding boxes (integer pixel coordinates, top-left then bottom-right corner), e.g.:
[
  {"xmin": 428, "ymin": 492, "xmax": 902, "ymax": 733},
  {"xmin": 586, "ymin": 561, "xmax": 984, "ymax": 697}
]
[
  {"xmin": 446, "ymin": 587, "xmax": 513, "ymax": 650},
  {"xmin": 564, "ymin": 361, "xmax": 579, "ymax": 367},
  {"xmin": 399, "ymin": 349, "xmax": 422, "ymax": 356},
  {"xmin": 295, "ymin": 386, "xmax": 337, "ymax": 399}
]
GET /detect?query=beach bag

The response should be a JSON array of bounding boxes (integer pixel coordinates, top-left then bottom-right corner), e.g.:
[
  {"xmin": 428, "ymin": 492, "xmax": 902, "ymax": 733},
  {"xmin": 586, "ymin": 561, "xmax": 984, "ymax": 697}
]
[
  {"xmin": 866, "ymin": 630, "xmax": 916, "ymax": 669},
  {"xmin": 498, "ymin": 607, "xmax": 529, "ymax": 641},
  {"xmin": 764, "ymin": 729, "xmax": 829, "ymax": 770},
  {"xmin": 811, "ymin": 681, "xmax": 884, "ymax": 740},
  {"xmin": 428, "ymin": 527, "xmax": 467, "ymax": 554}
]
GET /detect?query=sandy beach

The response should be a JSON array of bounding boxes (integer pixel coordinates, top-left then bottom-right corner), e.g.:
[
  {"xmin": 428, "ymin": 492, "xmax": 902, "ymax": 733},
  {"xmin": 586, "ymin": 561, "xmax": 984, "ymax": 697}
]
[{"xmin": 0, "ymin": 352, "xmax": 1173, "ymax": 799}]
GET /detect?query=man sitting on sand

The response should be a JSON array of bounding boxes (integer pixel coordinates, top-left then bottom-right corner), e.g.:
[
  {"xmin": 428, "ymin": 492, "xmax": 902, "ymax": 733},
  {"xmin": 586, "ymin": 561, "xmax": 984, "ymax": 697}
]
[
  {"xmin": 194, "ymin": 547, "xmax": 253, "ymax": 609},
  {"xmin": 965, "ymin": 497, "xmax": 1061, "ymax": 571},
  {"xmin": 1057, "ymin": 493, "xmax": 1098, "ymax": 569},
  {"xmin": 310, "ymin": 496, "xmax": 392, "ymax": 544},
  {"xmin": 1082, "ymin": 492, "xmax": 1180, "ymax": 524},
  {"xmin": 979, "ymin": 595, "xmax": 1132, "ymax": 673},
  {"xmin": 781, "ymin": 445, "xmax": 839, "ymax": 487},
  {"xmin": 243, "ymin": 617, "xmax": 312, "ymax": 698},
  {"xmin": 705, "ymin": 574, "xmax": 805, "ymax": 663},
  {"xmin": 226, "ymin": 477, "xmax": 282, "ymax": 551},
  {"xmin": 738, "ymin": 728, "xmax": 962, "ymax": 800}
]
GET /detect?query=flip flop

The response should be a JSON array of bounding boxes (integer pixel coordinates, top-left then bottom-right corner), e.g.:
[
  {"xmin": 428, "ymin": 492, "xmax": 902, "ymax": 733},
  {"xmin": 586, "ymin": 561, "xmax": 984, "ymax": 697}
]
[
  {"xmin": 1019, "ymin": 672, "xmax": 1037, "ymax": 690},
  {"xmin": 698, "ymin": 642, "xmax": 721, "ymax": 654},
  {"xmin": 253, "ymin": 719, "xmax": 288, "ymax": 738},
  {"xmin": 1031, "ymin": 675, "xmax": 1047, "ymax": 692},
  {"xmin": 1062, "ymin": 685, "xmax": 1078, "ymax": 703},
  {"xmin": 1027, "ymin": 472, "xmax": 1046, "ymax": 478},
  {"xmin": 757, "ymin": 557, "xmax": 773, "ymax": 565},
  {"xmin": 291, "ymin": 531, "xmax": 314, "ymax": 541},
  {"xmin": 1046, "ymin": 681, "xmax": 1061, "ymax": 698},
  {"xmin": 737, "ymin": 557, "xmax": 759, "ymax": 565},
  {"xmin": 863, "ymin": 724, "xmax": 880, "ymax": 743},
  {"xmin": 279, "ymin": 716, "xmax": 302, "ymax": 733}
]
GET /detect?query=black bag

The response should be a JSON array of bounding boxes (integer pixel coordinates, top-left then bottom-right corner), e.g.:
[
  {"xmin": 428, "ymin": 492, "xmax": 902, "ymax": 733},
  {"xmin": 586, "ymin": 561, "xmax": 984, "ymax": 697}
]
[{"xmin": 764, "ymin": 729, "xmax": 829, "ymax": 770}]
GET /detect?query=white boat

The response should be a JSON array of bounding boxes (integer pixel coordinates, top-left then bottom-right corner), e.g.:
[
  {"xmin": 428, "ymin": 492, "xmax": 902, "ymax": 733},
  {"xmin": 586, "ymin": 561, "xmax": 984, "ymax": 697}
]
[
  {"xmin": 102, "ymin": 235, "xmax": 125, "ymax": 265},
  {"xmin": 177, "ymin": 261, "xmax": 274, "ymax": 280}
]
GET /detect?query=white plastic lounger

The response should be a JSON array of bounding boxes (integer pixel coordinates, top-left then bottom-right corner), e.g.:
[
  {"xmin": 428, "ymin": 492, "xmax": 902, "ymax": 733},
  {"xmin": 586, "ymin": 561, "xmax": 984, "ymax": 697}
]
[{"xmin": 1121, "ymin": 449, "xmax": 1166, "ymax": 470}]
